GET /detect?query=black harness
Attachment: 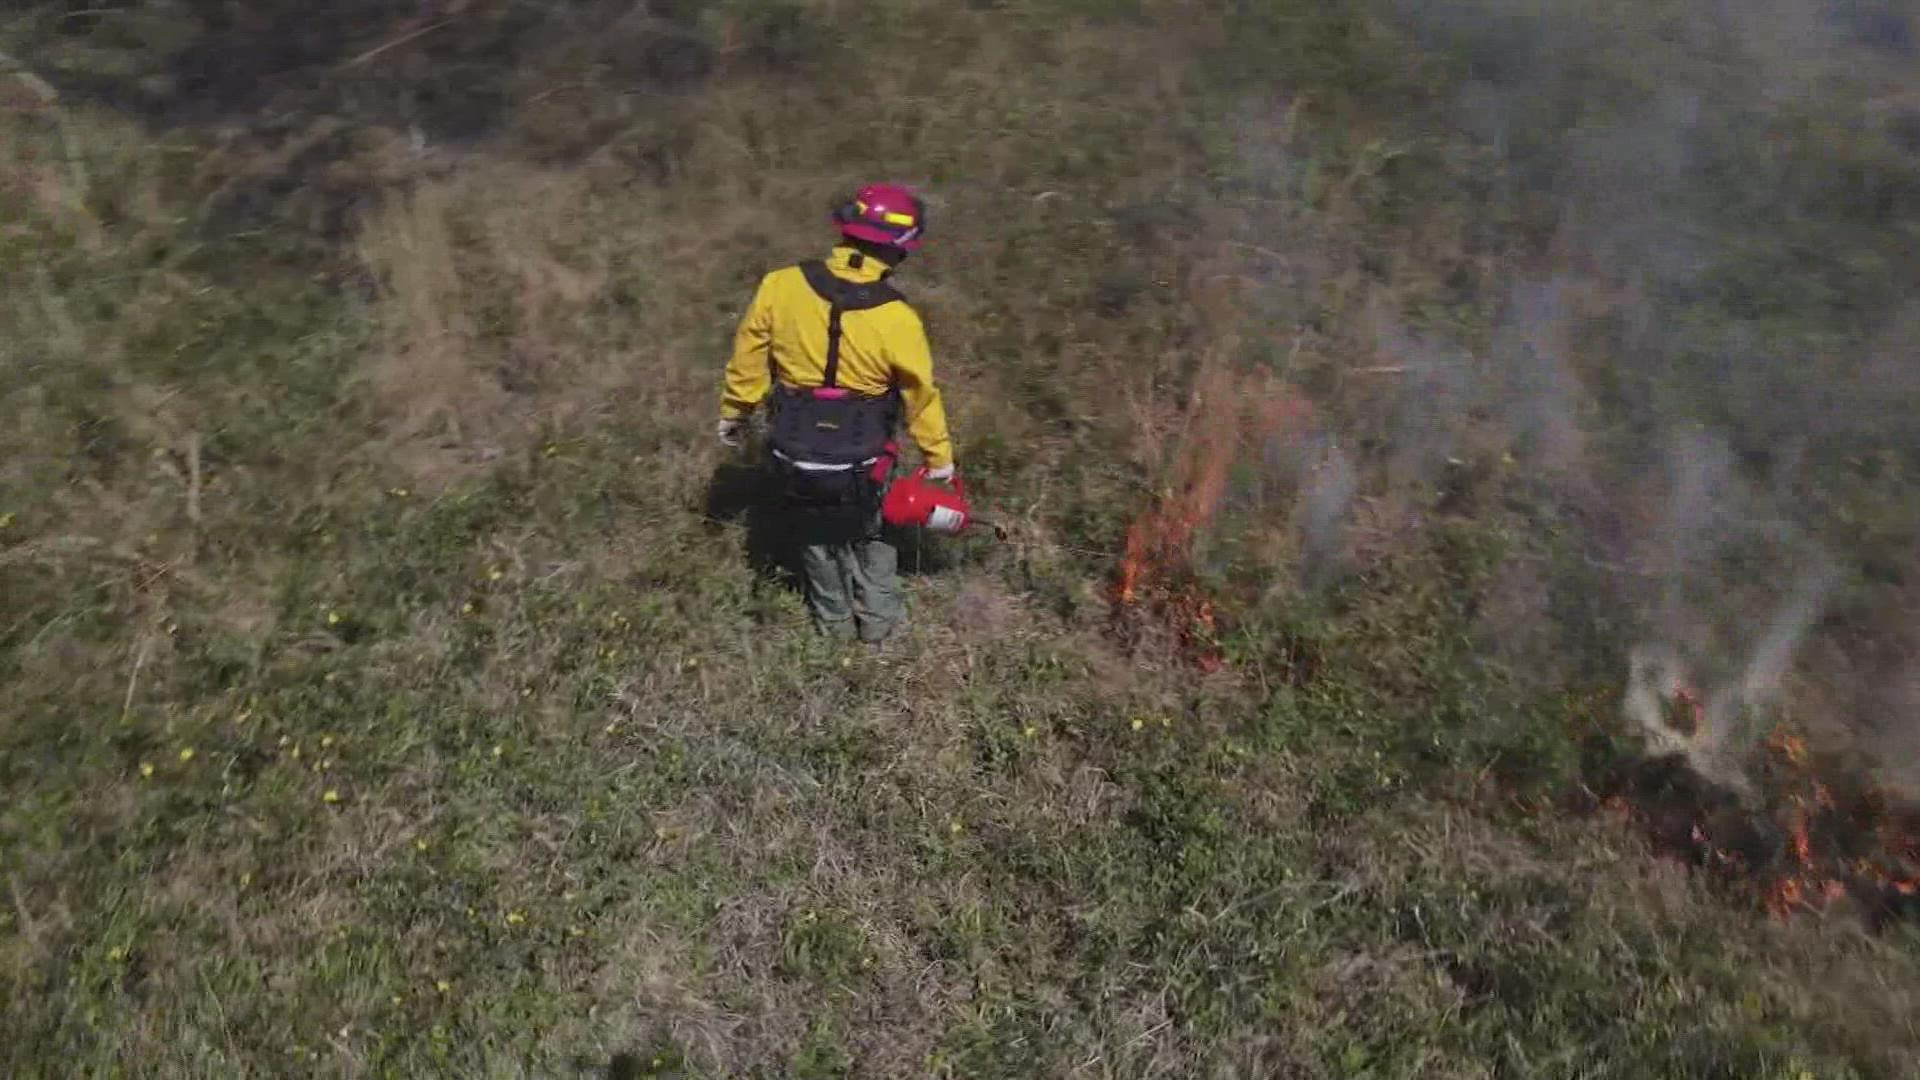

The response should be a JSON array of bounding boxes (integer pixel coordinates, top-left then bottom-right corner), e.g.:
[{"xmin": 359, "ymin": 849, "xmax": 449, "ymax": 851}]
[{"xmin": 765, "ymin": 260, "xmax": 906, "ymax": 514}]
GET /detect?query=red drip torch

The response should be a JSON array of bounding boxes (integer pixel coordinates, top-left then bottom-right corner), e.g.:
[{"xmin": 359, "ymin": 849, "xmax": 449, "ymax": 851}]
[{"xmin": 882, "ymin": 467, "xmax": 1003, "ymax": 538}]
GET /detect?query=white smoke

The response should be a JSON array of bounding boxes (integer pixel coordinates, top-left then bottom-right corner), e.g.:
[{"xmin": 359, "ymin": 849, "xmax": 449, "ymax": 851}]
[
  {"xmin": 1291, "ymin": 433, "xmax": 1357, "ymax": 588},
  {"xmin": 1625, "ymin": 564, "xmax": 1837, "ymax": 801},
  {"xmin": 1625, "ymin": 429, "xmax": 1843, "ymax": 799},
  {"xmin": 1495, "ymin": 278, "xmax": 1590, "ymax": 477}
]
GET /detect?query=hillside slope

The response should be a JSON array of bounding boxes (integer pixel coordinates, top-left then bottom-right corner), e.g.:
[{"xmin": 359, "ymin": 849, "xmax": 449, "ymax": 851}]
[{"xmin": 5, "ymin": 1, "xmax": 1920, "ymax": 1076}]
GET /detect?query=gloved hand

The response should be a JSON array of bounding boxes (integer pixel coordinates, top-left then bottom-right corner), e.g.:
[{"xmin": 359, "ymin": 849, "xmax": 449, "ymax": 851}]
[
  {"xmin": 717, "ymin": 417, "xmax": 746, "ymax": 448},
  {"xmin": 925, "ymin": 463, "xmax": 956, "ymax": 483}
]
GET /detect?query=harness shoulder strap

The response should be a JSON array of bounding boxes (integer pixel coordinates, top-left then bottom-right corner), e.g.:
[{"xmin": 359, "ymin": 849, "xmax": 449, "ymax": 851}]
[
  {"xmin": 797, "ymin": 260, "xmax": 906, "ymax": 311},
  {"xmin": 796, "ymin": 260, "xmax": 906, "ymax": 389}
]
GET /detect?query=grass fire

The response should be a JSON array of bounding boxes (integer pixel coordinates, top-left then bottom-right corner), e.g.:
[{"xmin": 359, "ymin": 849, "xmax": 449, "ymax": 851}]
[
  {"xmin": 6, "ymin": 0, "xmax": 1920, "ymax": 1075},
  {"xmin": 1599, "ymin": 676, "xmax": 1920, "ymax": 928}
]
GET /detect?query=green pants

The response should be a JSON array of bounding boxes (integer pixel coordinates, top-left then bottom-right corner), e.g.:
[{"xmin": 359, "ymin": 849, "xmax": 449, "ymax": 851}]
[{"xmin": 794, "ymin": 513, "xmax": 904, "ymax": 643}]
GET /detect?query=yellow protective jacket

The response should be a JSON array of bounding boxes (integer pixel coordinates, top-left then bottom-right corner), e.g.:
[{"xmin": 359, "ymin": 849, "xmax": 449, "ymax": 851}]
[{"xmin": 720, "ymin": 246, "xmax": 953, "ymax": 469}]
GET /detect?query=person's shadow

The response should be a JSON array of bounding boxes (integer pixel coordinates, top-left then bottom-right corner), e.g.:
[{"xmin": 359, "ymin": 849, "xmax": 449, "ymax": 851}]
[{"xmin": 702, "ymin": 457, "xmax": 798, "ymax": 589}]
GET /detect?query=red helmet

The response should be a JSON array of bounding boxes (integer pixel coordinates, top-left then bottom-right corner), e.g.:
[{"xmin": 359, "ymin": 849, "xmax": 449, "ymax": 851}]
[{"xmin": 833, "ymin": 184, "xmax": 928, "ymax": 252}]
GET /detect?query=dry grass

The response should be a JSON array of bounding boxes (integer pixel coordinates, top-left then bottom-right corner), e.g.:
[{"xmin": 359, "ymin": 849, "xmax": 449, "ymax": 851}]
[
  {"xmin": 360, "ymin": 180, "xmax": 496, "ymax": 443},
  {"xmin": 4, "ymin": 0, "xmax": 1920, "ymax": 1076}
]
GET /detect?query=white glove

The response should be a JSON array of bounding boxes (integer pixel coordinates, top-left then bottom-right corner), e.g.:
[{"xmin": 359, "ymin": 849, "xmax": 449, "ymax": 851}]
[
  {"xmin": 925, "ymin": 464, "xmax": 956, "ymax": 482},
  {"xmin": 717, "ymin": 417, "xmax": 746, "ymax": 448}
]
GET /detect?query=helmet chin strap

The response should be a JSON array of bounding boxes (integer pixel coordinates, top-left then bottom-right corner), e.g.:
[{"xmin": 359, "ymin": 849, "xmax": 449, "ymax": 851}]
[{"xmin": 842, "ymin": 237, "xmax": 906, "ymax": 270}]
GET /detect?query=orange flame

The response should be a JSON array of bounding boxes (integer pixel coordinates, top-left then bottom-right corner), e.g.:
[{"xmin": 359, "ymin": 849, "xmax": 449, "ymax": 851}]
[
  {"xmin": 1615, "ymin": 719, "xmax": 1920, "ymax": 923},
  {"xmin": 1765, "ymin": 724, "xmax": 1809, "ymax": 766},
  {"xmin": 1111, "ymin": 374, "xmax": 1317, "ymax": 671},
  {"xmin": 1668, "ymin": 685, "xmax": 1705, "ymax": 735},
  {"xmin": 1787, "ymin": 803, "xmax": 1813, "ymax": 869},
  {"xmin": 1757, "ymin": 729, "xmax": 1920, "ymax": 919}
]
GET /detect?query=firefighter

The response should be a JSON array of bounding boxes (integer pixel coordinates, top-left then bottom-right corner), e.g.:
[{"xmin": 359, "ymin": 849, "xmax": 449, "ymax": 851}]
[{"xmin": 717, "ymin": 184, "xmax": 955, "ymax": 644}]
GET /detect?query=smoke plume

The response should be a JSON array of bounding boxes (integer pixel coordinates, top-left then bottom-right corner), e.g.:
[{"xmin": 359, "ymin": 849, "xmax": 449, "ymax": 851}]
[{"xmin": 1377, "ymin": 0, "xmax": 1920, "ymax": 792}]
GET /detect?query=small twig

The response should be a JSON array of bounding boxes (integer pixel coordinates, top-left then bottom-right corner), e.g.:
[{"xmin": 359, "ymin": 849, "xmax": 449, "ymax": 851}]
[
  {"xmin": 1227, "ymin": 240, "xmax": 1290, "ymax": 262},
  {"xmin": 1121, "ymin": 1018, "xmax": 1175, "ymax": 1051},
  {"xmin": 1351, "ymin": 365, "xmax": 1407, "ymax": 374},
  {"xmin": 7, "ymin": 874, "xmax": 39, "ymax": 951},
  {"xmin": 340, "ymin": 19, "xmax": 452, "ymax": 69},
  {"xmin": 522, "ymin": 81, "xmax": 592, "ymax": 107},
  {"xmin": 122, "ymin": 635, "xmax": 152, "ymax": 724},
  {"xmin": 185, "ymin": 433, "xmax": 203, "ymax": 525},
  {"xmin": 1049, "ymin": 543, "xmax": 1121, "ymax": 560},
  {"xmin": 198, "ymin": 968, "xmax": 239, "ymax": 1063},
  {"xmin": 1312, "ymin": 884, "xmax": 1361, "ymax": 911}
]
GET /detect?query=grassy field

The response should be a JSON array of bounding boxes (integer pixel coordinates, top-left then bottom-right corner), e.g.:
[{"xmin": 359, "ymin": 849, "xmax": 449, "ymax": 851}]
[{"xmin": 5, "ymin": 1, "xmax": 1920, "ymax": 1076}]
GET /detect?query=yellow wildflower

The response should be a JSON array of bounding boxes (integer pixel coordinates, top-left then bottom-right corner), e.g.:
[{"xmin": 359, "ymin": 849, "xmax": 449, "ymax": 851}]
[
  {"xmin": 505, "ymin": 910, "xmax": 526, "ymax": 926},
  {"xmin": 321, "ymin": 789, "xmax": 340, "ymax": 804},
  {"xmin": 139, "ymin": 762, "xmax": 155, "ymax": 778},
  {"xmin": 326, "ymin": 610, "xmax": 342, "ymax": 626},
  {"xmin": 177, "ymin": 747, "xmax": 195, "ymax": 763},
  {"xmin": 1129, "ymin": 717, "xmax": 1145, "ymax": 731}
]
